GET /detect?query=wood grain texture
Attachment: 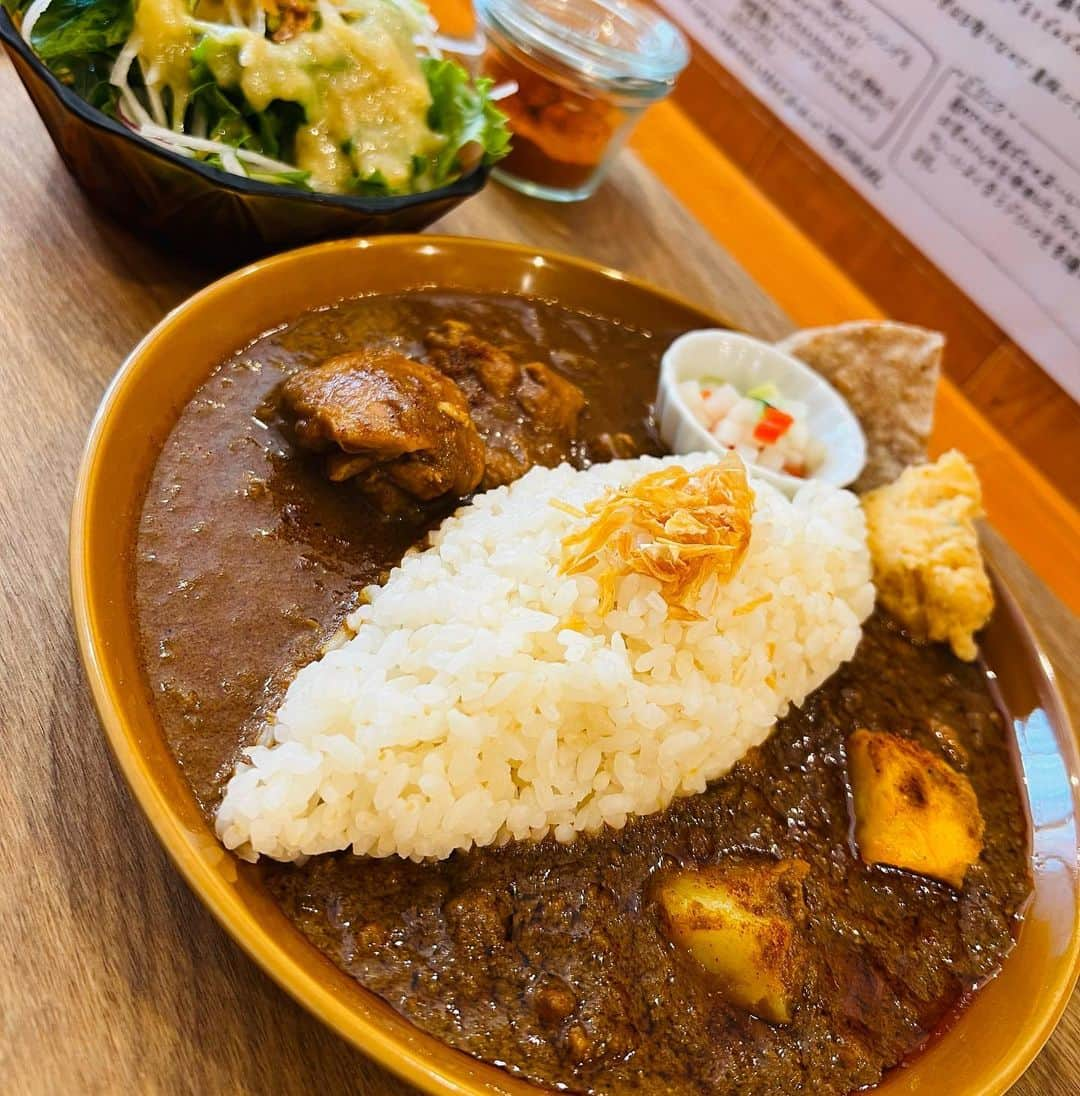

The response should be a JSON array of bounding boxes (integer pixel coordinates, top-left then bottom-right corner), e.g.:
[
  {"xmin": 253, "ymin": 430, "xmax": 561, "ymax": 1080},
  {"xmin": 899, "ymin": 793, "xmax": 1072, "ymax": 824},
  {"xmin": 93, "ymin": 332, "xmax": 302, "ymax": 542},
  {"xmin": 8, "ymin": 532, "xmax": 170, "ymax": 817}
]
[{"xmin": 0, "ymin": 53, "xmax": 1076, "ymax": 1096}]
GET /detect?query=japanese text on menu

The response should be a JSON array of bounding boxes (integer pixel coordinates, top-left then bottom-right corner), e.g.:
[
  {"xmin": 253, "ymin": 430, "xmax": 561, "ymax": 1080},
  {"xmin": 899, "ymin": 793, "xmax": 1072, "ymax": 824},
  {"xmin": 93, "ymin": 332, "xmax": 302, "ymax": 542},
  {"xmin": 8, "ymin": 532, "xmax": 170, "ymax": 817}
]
[{"xmin": 660, "ymin": 0, "xmax": 1080, "ymax": 401}]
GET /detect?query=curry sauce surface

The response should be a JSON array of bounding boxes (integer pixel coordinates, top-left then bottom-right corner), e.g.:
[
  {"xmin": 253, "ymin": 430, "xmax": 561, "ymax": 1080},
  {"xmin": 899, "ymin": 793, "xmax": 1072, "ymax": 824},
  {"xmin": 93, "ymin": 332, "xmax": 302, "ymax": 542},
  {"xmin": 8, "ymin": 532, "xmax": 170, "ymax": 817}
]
[
  {"xmin": 134, "ymin": 290, "xmax": 1030, "ymax": 1095},
  {"xmin": 135, "ymin": 290, "xmax": 665, "ymax": 808}
]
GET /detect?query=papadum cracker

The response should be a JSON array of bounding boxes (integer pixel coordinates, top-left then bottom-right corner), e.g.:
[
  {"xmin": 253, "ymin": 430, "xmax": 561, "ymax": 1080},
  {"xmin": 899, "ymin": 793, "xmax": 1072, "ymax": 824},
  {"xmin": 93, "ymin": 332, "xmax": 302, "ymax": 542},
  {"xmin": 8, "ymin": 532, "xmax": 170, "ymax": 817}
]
[{"xmin": 777, "ymin": 322, "xmax": 943, "ymax": 492}]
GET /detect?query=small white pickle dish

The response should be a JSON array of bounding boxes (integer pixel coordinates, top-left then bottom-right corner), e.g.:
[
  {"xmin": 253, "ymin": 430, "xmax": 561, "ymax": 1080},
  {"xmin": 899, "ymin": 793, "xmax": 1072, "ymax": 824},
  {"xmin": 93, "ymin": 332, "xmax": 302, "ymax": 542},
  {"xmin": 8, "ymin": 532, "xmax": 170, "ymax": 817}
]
[{"xmin": 657, "ymin": 329, "xmax": 867, "ymax": 497}]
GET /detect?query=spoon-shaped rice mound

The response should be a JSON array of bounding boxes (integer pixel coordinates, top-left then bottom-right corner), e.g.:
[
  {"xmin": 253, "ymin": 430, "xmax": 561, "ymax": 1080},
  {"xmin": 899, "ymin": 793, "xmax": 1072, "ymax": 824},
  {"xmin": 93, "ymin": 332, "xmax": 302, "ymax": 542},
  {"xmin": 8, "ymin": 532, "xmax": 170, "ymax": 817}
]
[{"xmin": 217, "ymin": 453, "xmax": 873, "ymax": 862}]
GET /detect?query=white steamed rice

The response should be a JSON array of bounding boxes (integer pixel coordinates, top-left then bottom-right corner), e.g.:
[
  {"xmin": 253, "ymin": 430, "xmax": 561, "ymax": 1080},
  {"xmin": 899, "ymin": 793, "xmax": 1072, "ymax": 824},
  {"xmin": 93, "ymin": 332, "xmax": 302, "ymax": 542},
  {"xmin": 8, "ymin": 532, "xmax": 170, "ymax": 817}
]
[{"xmin": 216, "ymin": 453, "xmax": 874, "ymax": 862}]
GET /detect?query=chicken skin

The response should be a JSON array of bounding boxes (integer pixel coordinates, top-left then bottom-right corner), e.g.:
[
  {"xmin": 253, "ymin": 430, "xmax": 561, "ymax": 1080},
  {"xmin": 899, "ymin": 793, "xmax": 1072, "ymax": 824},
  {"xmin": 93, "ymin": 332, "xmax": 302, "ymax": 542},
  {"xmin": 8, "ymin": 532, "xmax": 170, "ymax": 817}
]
[{"xmin": 279, "ymin": 349, "xmax": 485, "ymax": 507}]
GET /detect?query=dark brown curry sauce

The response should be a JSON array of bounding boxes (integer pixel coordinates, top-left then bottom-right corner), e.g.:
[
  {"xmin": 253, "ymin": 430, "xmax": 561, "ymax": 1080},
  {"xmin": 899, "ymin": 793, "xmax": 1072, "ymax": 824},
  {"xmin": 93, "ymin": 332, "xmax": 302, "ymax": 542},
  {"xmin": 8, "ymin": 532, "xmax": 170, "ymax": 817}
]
[
  {"xmin": 134, "ymin": 289, "xmax": 1031, "ymax": 1095},
  {"xmin": 135, "ymin": 291, "xmax": 664, "ymax": 808}
]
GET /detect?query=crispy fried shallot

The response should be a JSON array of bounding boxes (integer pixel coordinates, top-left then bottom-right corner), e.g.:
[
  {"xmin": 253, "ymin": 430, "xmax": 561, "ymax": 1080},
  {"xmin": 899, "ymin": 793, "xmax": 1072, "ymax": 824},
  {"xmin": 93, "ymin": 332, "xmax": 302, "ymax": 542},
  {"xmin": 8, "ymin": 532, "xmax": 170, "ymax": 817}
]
[{"xmin": 560, "ymin": 457, "xmax": 754, "ymax": 619}]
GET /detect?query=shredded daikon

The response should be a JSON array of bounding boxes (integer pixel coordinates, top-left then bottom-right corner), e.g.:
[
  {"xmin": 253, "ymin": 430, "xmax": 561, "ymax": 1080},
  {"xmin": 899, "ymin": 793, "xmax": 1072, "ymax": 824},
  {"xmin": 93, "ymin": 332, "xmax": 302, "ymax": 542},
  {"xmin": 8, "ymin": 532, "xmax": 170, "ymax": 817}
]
[
  {"xmin": 218, "ymin": 145, "xmax": 247, "ymax": 177},
  {"xmin": 430, "ymin": 33, "xmax": 485, "ymax": 56},
  {"xmin": 135, "ymin": 122, "xmax": 300, "ymax": 174},
  {"xmin": 19, "ymin": 0, "xmax": 53, "ymax": 44},
  {"xmin": 489, "ymin": 81, "xmax": 518, "ymax": 101},
  {"xmin": 111, "ymin": 36, "xmax": 157, "ymax": 130},
  {"xmin": 144, "ymin": 82, "xmax": 169, "ymax": 129}
]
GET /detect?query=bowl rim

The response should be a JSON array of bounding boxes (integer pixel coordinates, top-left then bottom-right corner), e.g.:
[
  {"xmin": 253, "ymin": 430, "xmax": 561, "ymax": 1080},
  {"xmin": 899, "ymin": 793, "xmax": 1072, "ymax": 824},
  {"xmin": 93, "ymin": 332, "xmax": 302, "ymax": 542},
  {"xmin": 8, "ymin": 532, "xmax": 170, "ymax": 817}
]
[
  {"xmin": 978, "ymin": 567, "xmax": 1080, "ymax": 1094},
  {"xmin": 67, "ymin": 233, "xmax": 739, "ymax": 1096},
  {"xmin": 659, "ymin": 328, "xmax": 867, "ymax": 493},
  {"xmin": 0, "ymin": 8, "xmax": 489, "ymax": 212},
  {"xmin": 68, "ymin": 234, "xmax": 1080, "ymax": 1096}
]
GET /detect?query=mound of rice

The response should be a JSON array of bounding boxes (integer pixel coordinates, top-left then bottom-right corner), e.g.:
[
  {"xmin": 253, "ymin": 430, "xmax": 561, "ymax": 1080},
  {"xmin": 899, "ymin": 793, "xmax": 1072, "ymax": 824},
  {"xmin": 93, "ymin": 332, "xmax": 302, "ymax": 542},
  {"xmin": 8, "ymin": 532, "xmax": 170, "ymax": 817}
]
[{"xmin": 216, "ymin": 453, "xmax": 874, "ymax": 862}]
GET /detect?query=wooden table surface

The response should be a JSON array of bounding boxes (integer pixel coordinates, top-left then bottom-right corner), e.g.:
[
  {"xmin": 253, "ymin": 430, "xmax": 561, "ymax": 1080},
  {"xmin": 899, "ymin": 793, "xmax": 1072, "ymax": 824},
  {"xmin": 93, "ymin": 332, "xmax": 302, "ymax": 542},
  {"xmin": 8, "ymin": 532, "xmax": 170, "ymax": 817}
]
[{"xmin": 1, "ymin": 54, "xmax": 1078, "ymax": 1095}]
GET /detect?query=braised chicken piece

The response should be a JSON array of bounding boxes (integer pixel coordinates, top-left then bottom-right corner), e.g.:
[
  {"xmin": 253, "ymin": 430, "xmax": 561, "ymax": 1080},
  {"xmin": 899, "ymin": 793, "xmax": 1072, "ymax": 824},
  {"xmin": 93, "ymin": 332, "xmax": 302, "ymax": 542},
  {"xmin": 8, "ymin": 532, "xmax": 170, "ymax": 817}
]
[
  {"xmin": 279, "ymin": 349, "xmax": 485, "ymax": 508},
  {"xmin": 424, "ymin": 321, "xmax": 586, "ymax": 487}
]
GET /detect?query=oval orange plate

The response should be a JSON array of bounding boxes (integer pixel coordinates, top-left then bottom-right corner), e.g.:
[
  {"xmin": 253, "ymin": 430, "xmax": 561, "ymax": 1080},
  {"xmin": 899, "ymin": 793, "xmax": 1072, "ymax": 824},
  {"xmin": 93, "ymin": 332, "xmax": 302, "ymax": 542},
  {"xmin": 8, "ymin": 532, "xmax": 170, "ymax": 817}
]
[{"xmin": 71, "ymin": 236, "xmax": 1080, "ymax": 1096}]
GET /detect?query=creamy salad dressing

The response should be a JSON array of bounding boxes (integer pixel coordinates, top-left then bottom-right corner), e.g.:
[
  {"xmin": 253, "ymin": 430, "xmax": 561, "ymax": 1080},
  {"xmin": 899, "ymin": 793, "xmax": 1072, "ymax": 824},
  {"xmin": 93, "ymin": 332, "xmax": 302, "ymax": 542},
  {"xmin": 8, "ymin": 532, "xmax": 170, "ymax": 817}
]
[
  {"xmin": 235, "ymin": 7, "xmax": 440, "ymax": 190},
  {"xmin": 131, "ymin": 0, "xmax": 442, "ymax": 188},
  {"xmin": 134, "ymin": 0, "xmax": 195, "ymax": 125}
]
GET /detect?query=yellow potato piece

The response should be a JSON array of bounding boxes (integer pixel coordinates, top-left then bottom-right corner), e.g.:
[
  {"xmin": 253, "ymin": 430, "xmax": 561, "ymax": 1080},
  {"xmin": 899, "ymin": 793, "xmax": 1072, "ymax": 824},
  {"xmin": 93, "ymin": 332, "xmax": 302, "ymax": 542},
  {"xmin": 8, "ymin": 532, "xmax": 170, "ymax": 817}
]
[
  {"xmin": 655, "ymin": 860, "xmax": 809, "ymax": 1023},
  {"xmin": 861, "ymin": 450, "xmax": 993, "ymax": 661},
  {"xmin": 849, "ymin": 729, "xmax": 985, "ymax": 889}
]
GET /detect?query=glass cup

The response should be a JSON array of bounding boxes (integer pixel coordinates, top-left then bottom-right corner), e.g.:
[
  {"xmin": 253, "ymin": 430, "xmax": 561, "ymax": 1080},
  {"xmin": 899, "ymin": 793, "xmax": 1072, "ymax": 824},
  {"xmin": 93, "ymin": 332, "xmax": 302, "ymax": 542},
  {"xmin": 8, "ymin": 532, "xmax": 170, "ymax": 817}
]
[{"xmin": 475, "ymin": 0, "xmax": 689, "ymax": 202}]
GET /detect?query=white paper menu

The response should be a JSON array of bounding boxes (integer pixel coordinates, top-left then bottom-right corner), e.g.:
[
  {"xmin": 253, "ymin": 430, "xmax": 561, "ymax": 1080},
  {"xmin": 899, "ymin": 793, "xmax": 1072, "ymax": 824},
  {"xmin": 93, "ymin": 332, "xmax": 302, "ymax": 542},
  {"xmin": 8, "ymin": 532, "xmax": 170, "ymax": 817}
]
[{"xmin": 659, "ymin": 0, "xmax": 1080, "ymax": 402}]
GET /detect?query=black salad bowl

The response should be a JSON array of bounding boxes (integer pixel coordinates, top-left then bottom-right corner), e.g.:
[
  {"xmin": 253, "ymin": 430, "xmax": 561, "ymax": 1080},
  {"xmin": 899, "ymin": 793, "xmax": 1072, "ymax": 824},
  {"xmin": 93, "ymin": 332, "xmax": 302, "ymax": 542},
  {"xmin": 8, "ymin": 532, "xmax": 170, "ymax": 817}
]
[{"xmin": 0, "ymin": 10, "xmax": 490, "ymax": 265}]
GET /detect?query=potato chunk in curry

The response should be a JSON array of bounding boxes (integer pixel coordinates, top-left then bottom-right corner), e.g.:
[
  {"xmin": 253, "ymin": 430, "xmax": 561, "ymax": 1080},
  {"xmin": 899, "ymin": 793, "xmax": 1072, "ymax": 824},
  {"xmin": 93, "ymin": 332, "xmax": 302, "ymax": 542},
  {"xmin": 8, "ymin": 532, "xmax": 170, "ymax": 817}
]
[
  {"xmin": 656, "ymin": 860, "xmax": 809, "ymax": 1023},
  {"xmin": 849, "ymin": 729, "xmax": 985, "ymax": 889}
]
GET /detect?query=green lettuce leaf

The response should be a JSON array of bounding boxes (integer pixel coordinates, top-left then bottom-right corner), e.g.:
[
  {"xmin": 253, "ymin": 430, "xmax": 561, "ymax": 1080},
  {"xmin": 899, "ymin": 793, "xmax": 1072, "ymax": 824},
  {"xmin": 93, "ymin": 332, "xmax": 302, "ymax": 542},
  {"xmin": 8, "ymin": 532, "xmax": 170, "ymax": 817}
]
[
  {"xmin": 187, "ymin": 47, "xmax": 309, "ymax": 184},
  {"xmin": 3, "ymin": 0, "xmax": 132, "ymax": 111},
  {"xmin": 27, "ymin": 0, "xmax": 133, "ymax": 61},
  {"xmin": 422, "ymin": 57, "xmax": 510, "ymax": 186},
  {"xmin": 346, "ymin": 169, "xmax": 393, "ymax": 197},
  {"xmin": 2, "ymin": 1, "xmax": 509, "ymax": 195}
]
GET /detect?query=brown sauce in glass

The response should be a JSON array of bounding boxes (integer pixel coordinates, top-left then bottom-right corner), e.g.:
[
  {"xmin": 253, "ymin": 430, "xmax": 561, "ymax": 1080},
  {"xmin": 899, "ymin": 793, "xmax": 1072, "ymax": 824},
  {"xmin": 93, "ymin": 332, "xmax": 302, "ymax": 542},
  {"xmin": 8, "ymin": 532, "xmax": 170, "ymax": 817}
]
[{"xmin": 133, "ymin": 289, "xmax": 1031, "ymax": 1095}]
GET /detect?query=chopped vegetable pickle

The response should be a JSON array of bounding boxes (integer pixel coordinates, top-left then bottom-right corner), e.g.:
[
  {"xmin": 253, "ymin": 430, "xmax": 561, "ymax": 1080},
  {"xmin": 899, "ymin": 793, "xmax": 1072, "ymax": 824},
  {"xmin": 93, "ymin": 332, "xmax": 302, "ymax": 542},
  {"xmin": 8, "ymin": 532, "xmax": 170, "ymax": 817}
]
[
  {"xmin": 655, "ymin": 860, "xmax": 809, "ymax": 1023},
  {"xmin": 848, "ymin": 729, "xmax": 985, "ymax": 888}
]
